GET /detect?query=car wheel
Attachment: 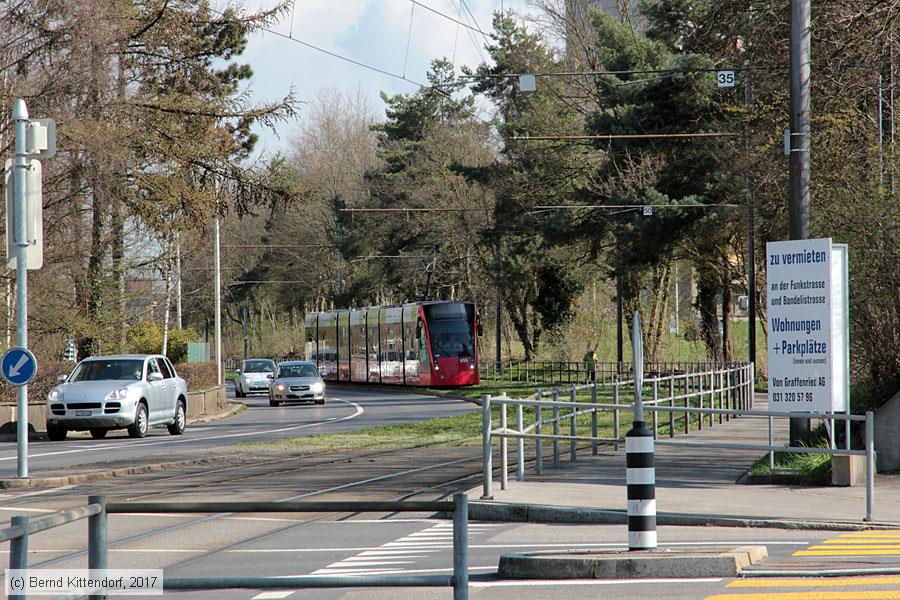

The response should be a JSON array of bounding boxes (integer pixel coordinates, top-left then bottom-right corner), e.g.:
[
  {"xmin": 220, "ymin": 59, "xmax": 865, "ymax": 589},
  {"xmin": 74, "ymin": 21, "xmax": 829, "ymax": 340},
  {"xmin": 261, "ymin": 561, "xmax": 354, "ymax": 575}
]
[
  {"xmin": 46, "ymin": 424, "xmax": 67, "ymax": 441},
  {"xmin": 315, "ymin": 397, "xmax": 326, "ymax": 405},
  {"xmin": 269, "ymin": 396, "xmax": 280, "ymax": 407},
  {"xmin": 236, "ymin": 388, "xmax": 245, "ymax": 398},
  {"xmin": 128, "ymin": 402, "xmax": 149, "ymax": 438},
  {"xmin": 89, "ymin": 428, "xmax": 108, "ymax": 439},
  {"xmin": 167, "ymin": 400, "xmax": 186, "ymax": 436}
]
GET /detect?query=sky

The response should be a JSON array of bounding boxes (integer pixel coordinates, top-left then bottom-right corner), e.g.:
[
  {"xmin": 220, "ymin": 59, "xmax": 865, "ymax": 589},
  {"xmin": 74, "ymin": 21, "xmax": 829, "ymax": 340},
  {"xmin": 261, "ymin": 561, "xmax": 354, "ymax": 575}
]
[{"xmin": 217, "ymin": 0, "xmax": 534, "ymax": 158}]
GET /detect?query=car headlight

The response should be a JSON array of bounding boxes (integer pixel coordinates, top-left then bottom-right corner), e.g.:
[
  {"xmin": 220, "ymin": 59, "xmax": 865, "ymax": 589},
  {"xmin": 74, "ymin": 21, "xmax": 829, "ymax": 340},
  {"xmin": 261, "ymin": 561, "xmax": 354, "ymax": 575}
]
[
  {"xmin": 310, "ymin": 381, "xmax": 324, "ymax": 394},
  {"xmin": 105, "ymin": 387, "xmax": 130, "ymax": 402},
  {"xmin": 48, "ymin": 389, "xmax": 63, "ymax": 402},
  {"xmin": 275, "ymin": 383, "xmax": 286, "ymax": 392},
  {"xmin": 244, "ymin": 377, "xmax": 252, "ymax": 384}
]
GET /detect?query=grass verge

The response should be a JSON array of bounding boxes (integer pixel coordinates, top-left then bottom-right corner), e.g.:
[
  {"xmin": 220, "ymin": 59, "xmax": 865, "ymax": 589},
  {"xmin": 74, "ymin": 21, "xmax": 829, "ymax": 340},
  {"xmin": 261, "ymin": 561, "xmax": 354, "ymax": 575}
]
[{"xmin": 748, "ymin": 449, "xmax": 832, "ymax": 485}]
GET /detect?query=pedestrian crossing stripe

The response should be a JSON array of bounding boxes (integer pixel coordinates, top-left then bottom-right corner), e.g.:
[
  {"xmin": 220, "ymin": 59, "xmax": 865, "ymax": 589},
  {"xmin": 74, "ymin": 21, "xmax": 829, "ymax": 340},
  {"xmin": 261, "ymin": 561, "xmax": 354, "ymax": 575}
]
[
  {"xmin": 706, "ymin": 592, "xmax": 900, "ymax": 600},
  {"xmin": 795, "ymin": 549, "xmax": 900, "ymax": 556},
  {"xmin": 727, "ymin": 576, "xmax": 900, "ymax": 588},
  {"xmin": 792, "ymin": 530, "xmax": 900, "ymax": 557}
]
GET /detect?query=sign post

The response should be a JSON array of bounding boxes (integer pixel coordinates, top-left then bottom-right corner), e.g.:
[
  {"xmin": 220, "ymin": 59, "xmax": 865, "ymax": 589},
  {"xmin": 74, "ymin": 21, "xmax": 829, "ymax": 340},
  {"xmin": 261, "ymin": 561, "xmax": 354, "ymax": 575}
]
[
  {"xmin": 7, "ymin": 100, "xmax": 53, "ymax": 478},
  {"xmin": 765, "ymin": 238, "xmax": 849, "ymax": 415}
]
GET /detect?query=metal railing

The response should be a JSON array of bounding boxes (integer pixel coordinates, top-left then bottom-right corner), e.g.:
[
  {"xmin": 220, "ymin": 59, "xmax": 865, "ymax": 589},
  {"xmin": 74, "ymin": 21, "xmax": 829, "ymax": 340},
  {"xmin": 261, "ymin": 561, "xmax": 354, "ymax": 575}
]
[
  {"xmin": 3, "ymin": 496, "xmax": 469, "ymax": 600},
  {"xmin": 480, "ymin": 362, "xmax": 878, "ymax": 521},
  {"xmin": 479, "ymin": 359, "xmax": 749, "ymax": 387},
  {"xmin": 1, "ymin": 496, "xmax": 106, "ymax": 600}
]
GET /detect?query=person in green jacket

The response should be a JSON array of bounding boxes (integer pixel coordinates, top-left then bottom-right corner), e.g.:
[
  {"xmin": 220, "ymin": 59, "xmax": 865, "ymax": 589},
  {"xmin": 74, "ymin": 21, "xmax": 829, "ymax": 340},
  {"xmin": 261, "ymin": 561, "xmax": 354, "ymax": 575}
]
[{"xmin": 583, "ymin": 348, "xmax": 597, "ymax": 383}]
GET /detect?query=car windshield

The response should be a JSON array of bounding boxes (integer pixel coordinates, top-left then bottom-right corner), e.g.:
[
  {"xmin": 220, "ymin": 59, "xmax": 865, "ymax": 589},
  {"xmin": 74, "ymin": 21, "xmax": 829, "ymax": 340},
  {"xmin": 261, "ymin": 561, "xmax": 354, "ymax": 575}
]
[
  {"xmin": 243, "ymin": 360, "xmax": 275, "ymax": 373},
  {"xmin": 277, "ymin": 364, "xmax": 319, "ymax": 378},
  {"xmin": 70, "ymin": 359, "xmax": 144, "ymax": 382}
]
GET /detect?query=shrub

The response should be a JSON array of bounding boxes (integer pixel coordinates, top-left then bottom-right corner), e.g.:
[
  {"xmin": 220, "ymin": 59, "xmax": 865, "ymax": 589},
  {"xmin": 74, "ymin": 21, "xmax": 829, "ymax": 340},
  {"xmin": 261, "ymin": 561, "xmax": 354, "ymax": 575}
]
[
  {"xmin": 1, "ymin": 360, "xmax": 73, "ymax": 404},
  {"xmin": 125, "ymin": 322, "xmax": 199, "ymax": 364},
  {"xmin": 175, "ymin": 362, "xmax": 217, "ymax": 391}
]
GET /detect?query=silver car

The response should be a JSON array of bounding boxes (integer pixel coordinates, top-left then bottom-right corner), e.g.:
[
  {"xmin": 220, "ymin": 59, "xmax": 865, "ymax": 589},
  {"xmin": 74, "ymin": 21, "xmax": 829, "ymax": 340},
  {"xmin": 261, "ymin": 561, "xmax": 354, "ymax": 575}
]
[
  {"xmin": 234, "ymin": 358, "xmax": 276, "ymax": 397},
  {"xmin": 268, "ymin": 361, "xmax": 325, "ymax": 407},
  {"xmin": 46, "ymin": 354, "xmax": 188, "ymax": 441}
]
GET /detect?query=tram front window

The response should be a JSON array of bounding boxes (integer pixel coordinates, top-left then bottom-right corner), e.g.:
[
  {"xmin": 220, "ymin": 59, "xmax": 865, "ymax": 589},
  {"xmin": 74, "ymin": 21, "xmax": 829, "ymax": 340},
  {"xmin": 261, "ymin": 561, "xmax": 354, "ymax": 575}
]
[{"xmin": 425, "ymin": 304, "xmax": 475, "ymax": 359}]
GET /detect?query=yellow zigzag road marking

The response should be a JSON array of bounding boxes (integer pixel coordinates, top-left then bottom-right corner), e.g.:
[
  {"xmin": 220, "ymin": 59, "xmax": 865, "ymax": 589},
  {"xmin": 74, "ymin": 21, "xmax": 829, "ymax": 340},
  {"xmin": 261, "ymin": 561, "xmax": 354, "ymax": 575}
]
[
  {"xmin": 706, "ymin": 592, "xmax": 900, "ymax": 600},
  {"xmin": 728, "ymin": 576, "xmax": 900, "ymax": 588}
]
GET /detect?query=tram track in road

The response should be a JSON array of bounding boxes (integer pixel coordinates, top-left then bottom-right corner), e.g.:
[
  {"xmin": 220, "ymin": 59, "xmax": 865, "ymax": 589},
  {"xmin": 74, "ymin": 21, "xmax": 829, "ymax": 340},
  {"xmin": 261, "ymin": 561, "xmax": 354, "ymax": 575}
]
[{"xmin": 23, "ymin": 446, "xmax": 487, "ymax": 572}]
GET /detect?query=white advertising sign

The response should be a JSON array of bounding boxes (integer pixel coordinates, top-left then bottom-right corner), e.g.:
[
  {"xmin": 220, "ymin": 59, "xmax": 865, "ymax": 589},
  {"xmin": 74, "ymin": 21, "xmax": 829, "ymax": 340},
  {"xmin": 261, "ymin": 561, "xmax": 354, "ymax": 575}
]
[{"xmin": 765, "ymin": 238, "xmax": 848, "ymax": 413}]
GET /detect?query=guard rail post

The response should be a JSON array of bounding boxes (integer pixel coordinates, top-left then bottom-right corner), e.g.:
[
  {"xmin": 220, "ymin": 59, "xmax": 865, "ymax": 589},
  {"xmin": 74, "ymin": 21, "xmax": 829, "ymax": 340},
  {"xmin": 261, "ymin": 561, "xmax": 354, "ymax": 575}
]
[
  {"xmin": 768, "ymin": 416, "xmax": 775, "ymax": 470},
  {"xmin": 719, "ymin": 370, "xmax": 725, "ymax": 423},
  {"xmin": 651, "ymin": 380, "xmax": 658, "ymax": 439},
  {"xmin": 591, "ymin": 383, "xmax": 598, "ymax": 456},
  {"xmin": 9, "ymin": 515, "xmax": 28, "ymax": 600},
  {"xmin": 613, "ymin": 383, "xmax": 620, "ymax": 450},
  {"xmin": 569, "ymin": 386, "xmax": 577, "ymax": 462},
  {"xmin": 697, "ymin": 373, "xmax": 704, "ymax": 430},
  {"xmin": 535, "ymin": 389, "xmax": 543, "ymax": 475},
  {"xmin": 89, "ymin": 495, "xmax": 109, "ymax": 600},
  {"xmin": 866, "ymin": 411, "xmax": 875, "ymax": 522},
  {"xmin": 684, "ymin": 374, "xmax": 691, "ymax": 434},
  {"xmin": 452, "ymin": 492, "xmax": 469, "ymax": 600},
  {"xmin": 516, "ymin": 403, "xmax": 525, "ymax": 481},
  {"xmin": 669, "ymin": 375, "xmax": 675, "ymax": 436},
  {"xmin": 552, "ymin": 388, "xmax": 560, "ymax": 467},
  {"xmin": 500, "ymin": 397, "xmax": 508, "ymax": 491},
  {"xmin": 481, "ymin": 395, "xmax": 492, "ymax": 499}
]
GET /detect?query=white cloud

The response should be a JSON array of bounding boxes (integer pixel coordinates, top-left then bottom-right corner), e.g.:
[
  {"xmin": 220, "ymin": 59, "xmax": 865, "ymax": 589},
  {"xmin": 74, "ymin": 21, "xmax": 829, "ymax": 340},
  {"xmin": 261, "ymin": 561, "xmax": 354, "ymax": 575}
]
[{"xmin": 218, "ymin": 1, "xmax": 535, "ymax": 157}]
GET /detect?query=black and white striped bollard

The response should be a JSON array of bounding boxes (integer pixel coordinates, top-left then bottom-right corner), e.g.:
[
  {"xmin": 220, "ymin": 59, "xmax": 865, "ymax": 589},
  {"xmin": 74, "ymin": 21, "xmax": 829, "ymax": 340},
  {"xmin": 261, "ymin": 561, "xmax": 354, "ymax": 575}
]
[
  {"xmin": 626, "ymin": 420, "xmax": 656, "ymax": 550},
  {"xmin": 627, "ymin": 311, "xmax": 656, "ymax": 550}
]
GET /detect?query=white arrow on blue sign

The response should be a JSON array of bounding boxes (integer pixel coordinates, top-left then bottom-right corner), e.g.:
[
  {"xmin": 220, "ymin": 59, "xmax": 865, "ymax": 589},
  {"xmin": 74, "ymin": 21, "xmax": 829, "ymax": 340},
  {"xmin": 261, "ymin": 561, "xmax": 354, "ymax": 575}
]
[{"xmin": 1, "ymin": 347, "xmax": 37, "ymax": 386}]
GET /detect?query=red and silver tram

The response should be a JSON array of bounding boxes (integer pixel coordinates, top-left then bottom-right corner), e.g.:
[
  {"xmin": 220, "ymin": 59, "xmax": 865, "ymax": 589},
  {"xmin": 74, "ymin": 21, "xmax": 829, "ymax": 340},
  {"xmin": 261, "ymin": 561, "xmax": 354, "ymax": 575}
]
[{"xmin": 304, "ymin": 301, "xmax": 480, "ymax": 387}]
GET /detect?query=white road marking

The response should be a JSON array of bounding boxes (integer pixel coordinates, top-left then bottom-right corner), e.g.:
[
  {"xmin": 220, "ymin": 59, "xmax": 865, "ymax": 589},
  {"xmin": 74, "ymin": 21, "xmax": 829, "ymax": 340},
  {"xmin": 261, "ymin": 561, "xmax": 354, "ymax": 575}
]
[
  {"xmin": 0, "ymin": 399, "xmax": 364, "ymax": 464},
  {"xmin": 470, "ymin": 578, "xmax": 724, "ymax": 588},
  {"xmin": 251, "ymin": 592, "xmax": 294, "ymax": 600},
  {"xmin": 0, "ymin": 485, "xmax": 76, "ymax": 500}
]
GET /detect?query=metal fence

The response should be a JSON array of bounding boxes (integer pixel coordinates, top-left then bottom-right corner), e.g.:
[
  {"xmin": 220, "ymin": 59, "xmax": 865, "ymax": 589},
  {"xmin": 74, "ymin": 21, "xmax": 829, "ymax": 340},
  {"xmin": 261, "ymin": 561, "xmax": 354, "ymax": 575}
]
[
  {"xmin": 480, "ymin": 362, "xmax": 878, "ymax": 522},
  {"xmin": 478, "ymin": 359, "xmax": 749, "ymax": 387},
  {"xmin": 3, "ymin": 496, "xmax": 470, "ymax": 600}
]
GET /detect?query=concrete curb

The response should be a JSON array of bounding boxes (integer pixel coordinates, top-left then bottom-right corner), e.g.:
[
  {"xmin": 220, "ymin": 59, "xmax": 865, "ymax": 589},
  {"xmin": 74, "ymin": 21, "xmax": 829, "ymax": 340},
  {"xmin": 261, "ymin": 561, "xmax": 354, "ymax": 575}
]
[
  {"xmin": 0, "ymin": 457, "xmax": 219, "ymax": 489},
  {"xmin": 468, "ymin": 501, "xmax": 900, "ymax": 531},
  {"xmin": 498, "ymin": 545, "xmax": 768, "ymax": 579},
  {"xmin": 189, "ymin": 401, "xmax": 246, "ymax": 424}
]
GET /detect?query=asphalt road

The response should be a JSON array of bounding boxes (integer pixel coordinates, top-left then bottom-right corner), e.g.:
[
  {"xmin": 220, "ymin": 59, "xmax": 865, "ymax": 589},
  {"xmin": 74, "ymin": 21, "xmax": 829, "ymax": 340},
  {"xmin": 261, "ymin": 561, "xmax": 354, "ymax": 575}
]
[
  {"xmin": 0, "ymin": 383, "xmax": 476, "ymax": 477},
  {"xmin": 1, "ymin": 386, "xmax": 898, "ymax": 599}
]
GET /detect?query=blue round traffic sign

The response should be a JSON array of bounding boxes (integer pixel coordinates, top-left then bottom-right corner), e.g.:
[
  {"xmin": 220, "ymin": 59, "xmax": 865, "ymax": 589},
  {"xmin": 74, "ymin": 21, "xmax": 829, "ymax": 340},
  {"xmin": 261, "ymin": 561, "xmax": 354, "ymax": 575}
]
[{"xmin": 1, "ymin": 347, "xmax": 37, "ymax": 386}]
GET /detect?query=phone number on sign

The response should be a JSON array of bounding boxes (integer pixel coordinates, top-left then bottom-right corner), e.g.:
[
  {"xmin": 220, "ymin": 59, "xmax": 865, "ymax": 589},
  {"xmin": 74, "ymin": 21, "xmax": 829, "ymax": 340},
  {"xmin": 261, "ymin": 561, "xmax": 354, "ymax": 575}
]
[{"xmin": 771, "ymin": 392, "xmax": 813, "ymax": 403}]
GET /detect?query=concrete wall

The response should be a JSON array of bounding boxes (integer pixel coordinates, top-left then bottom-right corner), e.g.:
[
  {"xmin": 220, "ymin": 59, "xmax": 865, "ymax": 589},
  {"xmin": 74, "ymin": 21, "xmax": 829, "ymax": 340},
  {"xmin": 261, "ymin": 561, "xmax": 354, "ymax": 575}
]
[
  {"xmin": 875, "ymin": 391, "xmax": 900, "ymax": 473},
  {"xmin": 186, "ymin": 385, "xmax": 226, "ymax": 418},
  {"xmin": 0, "ymin": 385, "xmax": 227, "ymax": 433}
]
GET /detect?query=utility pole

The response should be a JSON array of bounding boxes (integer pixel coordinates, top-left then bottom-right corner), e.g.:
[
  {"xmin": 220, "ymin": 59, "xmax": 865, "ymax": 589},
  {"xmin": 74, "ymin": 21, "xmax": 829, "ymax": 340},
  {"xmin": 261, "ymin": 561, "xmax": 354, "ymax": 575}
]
[
  {"xmin": 213, "ymin": 179, "xmax": 222, "ymax": 387},
  {"xmin": 745, "ymin": 67, "xmax": 756, "ymax": 370},
  {"xmin": 175, "ymin": 231, "xmax": 182, "ymax": 329},
  {"xmin": 788, "ymin": 0, "xmax": 811, "ymax": 445}
]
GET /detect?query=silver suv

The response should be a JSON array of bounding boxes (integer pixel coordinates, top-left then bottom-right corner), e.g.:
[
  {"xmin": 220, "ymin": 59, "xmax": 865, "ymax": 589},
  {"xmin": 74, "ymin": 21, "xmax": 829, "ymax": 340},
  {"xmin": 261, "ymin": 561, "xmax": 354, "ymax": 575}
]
[{"xmin": 46, "ymin": 354, "xmax": 188, "ymax": 441}]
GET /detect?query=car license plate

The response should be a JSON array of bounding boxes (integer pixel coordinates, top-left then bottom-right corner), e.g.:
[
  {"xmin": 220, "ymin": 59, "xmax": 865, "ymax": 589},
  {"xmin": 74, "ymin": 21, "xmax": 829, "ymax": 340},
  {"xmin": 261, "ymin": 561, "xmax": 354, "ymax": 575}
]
[{"xmin": 75, "ymin": 410, "xmax": 92, "ymax": 416}]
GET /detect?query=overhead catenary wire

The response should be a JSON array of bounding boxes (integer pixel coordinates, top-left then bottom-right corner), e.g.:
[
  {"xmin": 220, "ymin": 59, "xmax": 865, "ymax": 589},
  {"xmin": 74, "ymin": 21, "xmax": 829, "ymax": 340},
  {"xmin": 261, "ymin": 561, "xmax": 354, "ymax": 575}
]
[
  {"xmin": 408, "ymin": 0, "xmax": 489, "ymax": 36},
  {"xmin": 511, "ymin": 132, "xmax": 738, "ymax": 141}
]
